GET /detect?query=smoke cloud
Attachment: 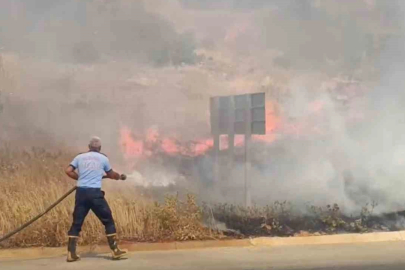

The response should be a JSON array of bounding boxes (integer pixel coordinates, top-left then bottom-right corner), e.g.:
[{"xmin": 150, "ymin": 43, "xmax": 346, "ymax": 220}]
[{"xmin": 1, "ymin": 0, "xmax": 405, "ymax": 214}]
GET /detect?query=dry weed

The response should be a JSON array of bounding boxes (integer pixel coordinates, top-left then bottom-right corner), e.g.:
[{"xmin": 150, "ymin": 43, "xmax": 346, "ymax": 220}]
[{"xmin": 0, "ymin": 147, "xmax": 216, "ymax": 248}]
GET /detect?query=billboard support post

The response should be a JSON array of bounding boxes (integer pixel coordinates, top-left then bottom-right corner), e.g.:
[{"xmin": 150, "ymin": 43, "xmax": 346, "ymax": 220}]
[{"xmin": 210, "ymin": 92, "xmax": 265, "ymax": 207}]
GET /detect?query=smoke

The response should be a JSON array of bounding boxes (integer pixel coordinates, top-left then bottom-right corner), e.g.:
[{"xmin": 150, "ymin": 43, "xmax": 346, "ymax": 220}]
[
  {"xmin": 0, "ymin": 0, "xmax": 197, "ymax": 65},
  {"xmin": 2, "ymin": 0, "xmax": 405, "ymax": 214},
  {"xmin": 0, "ymin": 0, "xmax": 200, "ymax": 153}
]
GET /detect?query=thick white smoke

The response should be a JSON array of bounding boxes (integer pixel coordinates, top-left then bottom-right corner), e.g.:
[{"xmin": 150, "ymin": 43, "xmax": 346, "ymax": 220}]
[{"xmin": 1, "ymin": 0, "xmax": 405, "ymax": 214}]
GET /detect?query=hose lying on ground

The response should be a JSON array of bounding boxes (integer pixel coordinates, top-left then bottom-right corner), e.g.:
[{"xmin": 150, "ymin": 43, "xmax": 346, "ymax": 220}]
[{"xmin": 0, "ymin": 186, "xmax": 77, "ymax": 244}]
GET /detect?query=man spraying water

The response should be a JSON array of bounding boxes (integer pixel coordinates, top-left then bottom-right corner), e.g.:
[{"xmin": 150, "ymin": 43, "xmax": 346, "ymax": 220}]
[{"xmin": 65, "ymin": 136, "xmax": 127, "ymax": 262}]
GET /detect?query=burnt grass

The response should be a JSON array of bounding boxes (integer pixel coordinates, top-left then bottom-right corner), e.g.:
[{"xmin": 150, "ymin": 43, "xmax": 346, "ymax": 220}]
[{"xmin": 203, "ymin": 202, "xmax": 405, "ymax": 238}]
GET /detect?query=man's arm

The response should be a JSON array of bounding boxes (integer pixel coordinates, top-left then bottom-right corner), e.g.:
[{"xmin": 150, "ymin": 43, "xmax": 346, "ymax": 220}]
[
  {"xmin": 65, "ymin": 165, "xmax": 79, "ymax": 180},
  {"xmin": 103, "ymin": 169, "xmax": 126, "ymax": 180},
  {"xmin": 102, "ymin": 156, "xmax": 126, "ymax": 181}
]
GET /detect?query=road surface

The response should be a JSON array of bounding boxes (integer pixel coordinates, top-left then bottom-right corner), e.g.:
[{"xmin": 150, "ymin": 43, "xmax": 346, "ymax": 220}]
[{"xmin": 2, "ymin": 241, "xmax": 405, "ymax": 269}]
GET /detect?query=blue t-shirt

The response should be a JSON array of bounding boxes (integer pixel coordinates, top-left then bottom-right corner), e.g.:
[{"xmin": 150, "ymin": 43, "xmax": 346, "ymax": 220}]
[{"xmin": 70, "ymin": 151, "xmax": 112, "ymax": 188}]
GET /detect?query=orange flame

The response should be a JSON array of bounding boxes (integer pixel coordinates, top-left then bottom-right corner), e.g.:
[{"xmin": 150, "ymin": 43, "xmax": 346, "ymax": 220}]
[
  {"xmin": 193, "ymin": 139, "xmax": 214, "ymax": 155},
  {"xmin": 119, "ymin": 100, "xmax": 330, "ymax": 159},
  {"xmin": 119, "ymin": 127, "xmax": 216, "ymax": 159},
  {"xmin": 161, "ymin": 138, "xmax": 179, "ymax": 155},
  {"xmin": 120, "ymin": 126, "xmax": 143, "ymax": 158}
]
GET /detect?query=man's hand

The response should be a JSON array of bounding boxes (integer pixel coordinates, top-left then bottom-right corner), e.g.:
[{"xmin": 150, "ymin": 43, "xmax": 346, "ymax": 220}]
[{"xmin": 65, "ymin": 165, "xmax": 79, "ymax": 180}]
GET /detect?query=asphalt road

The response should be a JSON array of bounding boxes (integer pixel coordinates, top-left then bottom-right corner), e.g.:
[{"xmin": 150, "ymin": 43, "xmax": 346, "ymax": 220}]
[{"xmin": 2, "ymin": 241, "xmax": 405, "ymax": 270}]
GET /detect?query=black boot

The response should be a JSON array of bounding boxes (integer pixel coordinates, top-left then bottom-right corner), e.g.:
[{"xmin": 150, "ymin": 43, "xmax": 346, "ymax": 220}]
[
  {"xmin": 67, "ymin": 237, "xmax": 80, "ymax": 262},
  {"xmin": 107, "ymin": 234, "xmax": 127, "ymax": 260}
]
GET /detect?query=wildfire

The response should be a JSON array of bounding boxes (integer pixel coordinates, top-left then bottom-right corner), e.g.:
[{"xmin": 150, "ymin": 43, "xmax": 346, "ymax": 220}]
[
  {"xmin": 119, "ymin": 101, "xmax": 282, "ymax": 159},
  {"xmin": 118, "ymin": 78, "xmax": 368, "ymax": 192},
  {"xmin": 119, "ymin": 99, "xmax": 336, "ymax": 159},
  {"xmin": 119, "ymin": 126, "xmax": 214, "ymax": 159},
  {"xmin": 120, "ymin": 127, "xmax": 143, "ymax": 157}
]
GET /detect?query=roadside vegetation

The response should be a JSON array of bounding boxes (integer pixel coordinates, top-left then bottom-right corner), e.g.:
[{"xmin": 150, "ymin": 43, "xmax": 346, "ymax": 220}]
[
  {"xmin": 0, "ymin": 147, "xmax": 215, "ymax": 248},
  {"xmin": 0, "ymin": 148, "xmax": 403, "ymax": 248}
]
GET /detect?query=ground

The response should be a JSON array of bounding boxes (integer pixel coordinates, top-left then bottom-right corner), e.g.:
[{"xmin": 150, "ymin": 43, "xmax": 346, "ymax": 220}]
[{"xmin": 2, "ymin": 241, "xmax": 405, "ymax": 269}]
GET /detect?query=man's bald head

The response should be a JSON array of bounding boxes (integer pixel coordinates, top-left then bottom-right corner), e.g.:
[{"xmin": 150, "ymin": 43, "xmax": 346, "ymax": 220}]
[{"xmin": 89, "ymin": 136, "xmax": 102, "ymax": 152}]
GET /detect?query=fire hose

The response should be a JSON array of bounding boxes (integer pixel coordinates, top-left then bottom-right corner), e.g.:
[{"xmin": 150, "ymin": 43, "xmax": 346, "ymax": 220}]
[{"xmin": 0, "ymin": 186, "xmax": 77, "ymax": 244}]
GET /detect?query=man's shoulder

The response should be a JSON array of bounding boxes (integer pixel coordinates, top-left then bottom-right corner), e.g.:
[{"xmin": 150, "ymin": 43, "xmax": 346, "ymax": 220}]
[
  {"xmin": 73, "ymin": 152, "xmax": 109, "ymax": 162},
  {"xmin": 94, "ymin": 152, "xmax": 108, "ymax": 159},
  {"xmin": 91, "ymin": 152, "xmax": 109, "ymax": 161},
  {"xmin": 75, "ymin": 152, "xmax": 108, "ymax": 157},
  {"xmin": 74, "ymin": 152, "xmax": 87, "ymax": 158}
]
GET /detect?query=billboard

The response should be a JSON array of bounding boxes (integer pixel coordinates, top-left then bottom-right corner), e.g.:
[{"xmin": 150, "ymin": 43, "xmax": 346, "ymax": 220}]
[{"xmin": 210, "ymin": 92, "xmax": 266, "ymax": 135}]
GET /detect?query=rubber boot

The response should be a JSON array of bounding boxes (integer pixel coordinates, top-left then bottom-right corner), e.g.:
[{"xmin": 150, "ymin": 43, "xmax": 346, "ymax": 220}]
[
  {"xmin": 66, "ymin": 237, "xmax": 80, "ymax": 262},
  {"xmin": 107, "ymin": 234, "xmax": 127, "ymax": 260}
]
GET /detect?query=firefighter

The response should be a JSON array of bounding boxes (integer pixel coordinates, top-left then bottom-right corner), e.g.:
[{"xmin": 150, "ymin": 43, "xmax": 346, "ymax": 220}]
[{"xmin": 65, "ymin": 136, "xmax": 127, "ymax": 262}]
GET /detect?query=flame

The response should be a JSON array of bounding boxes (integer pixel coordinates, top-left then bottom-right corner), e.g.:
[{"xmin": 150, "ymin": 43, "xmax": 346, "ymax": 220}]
[
  {"xmin": 161, "ymin": 138, "xmax": 179, "ymax": 154},
  {"xmin": 193, "ymin": 139, "xmax": 214, "ymax": 154},
  {"xmin": 120, "ymin": 126, "xmax": 143, "ymax": 158},
  {"xmin": 119, "ymin": 100, "xmax": 330, "ymax": 159},
  {"xmin": 119, "ymin": 127, "xmax": 216, "ymax": 159}
]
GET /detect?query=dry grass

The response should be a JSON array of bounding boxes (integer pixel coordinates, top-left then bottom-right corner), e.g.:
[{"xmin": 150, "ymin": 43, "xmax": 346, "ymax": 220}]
[
  {"xmin": 1, "ymin": 146, "xmax": 404, "ymax": 248},
  {"xmin": 0, "ymin": 147, "xmax": 216, "ymax": 248}
]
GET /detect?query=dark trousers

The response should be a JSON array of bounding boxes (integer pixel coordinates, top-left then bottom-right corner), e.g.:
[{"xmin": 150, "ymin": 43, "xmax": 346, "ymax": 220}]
[{"xmin": 68, "ymin": 187, "xmax": 116, "ymax": 237}]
